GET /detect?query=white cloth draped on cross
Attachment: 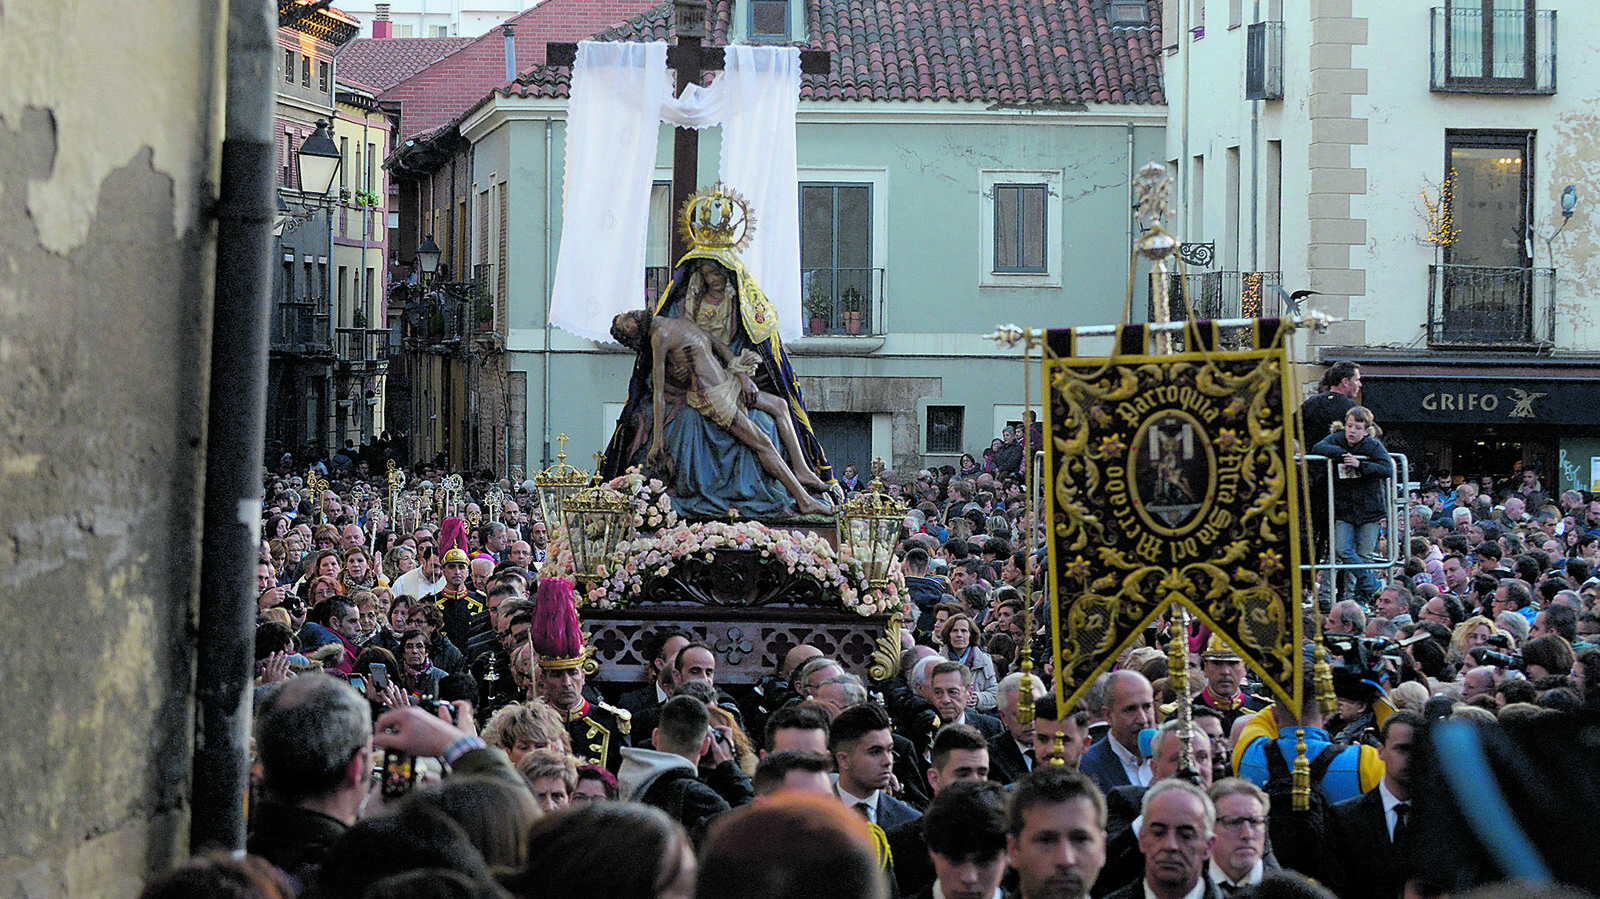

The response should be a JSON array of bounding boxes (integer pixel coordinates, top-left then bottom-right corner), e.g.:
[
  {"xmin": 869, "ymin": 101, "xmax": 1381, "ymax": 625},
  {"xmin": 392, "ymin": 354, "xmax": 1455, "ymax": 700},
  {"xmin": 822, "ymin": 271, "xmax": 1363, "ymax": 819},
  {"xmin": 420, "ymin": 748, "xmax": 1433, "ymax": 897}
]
[{"xmin": 549, "ymin": 40, "xmax": 802, "ymax": 344}]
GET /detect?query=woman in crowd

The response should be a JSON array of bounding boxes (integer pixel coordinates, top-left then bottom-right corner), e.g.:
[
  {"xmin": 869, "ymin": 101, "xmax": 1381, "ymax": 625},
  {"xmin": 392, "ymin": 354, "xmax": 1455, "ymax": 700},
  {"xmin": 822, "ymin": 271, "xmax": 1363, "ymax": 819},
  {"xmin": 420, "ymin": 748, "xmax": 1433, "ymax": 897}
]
[
  {"xmin": 341, "ymin": 544, "xmax": 387, "ymax": 593},
  {"xmin": 938, "ymin": 613, "xmax": 998, "ymax": 711}
]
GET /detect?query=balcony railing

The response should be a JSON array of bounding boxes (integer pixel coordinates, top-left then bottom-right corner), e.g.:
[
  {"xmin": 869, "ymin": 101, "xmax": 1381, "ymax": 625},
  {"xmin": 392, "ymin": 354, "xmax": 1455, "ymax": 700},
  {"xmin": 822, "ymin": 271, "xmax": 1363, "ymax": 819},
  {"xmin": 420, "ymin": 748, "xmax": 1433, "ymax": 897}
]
[
  {"xmin": 1430, "ymin": 6, "xmax": 1555, "ymax": 94},
  {"xmin": 802, "ymin": 267, "xmax": 885, "ymax": 336},
  {"xmin": 1428, "ymin": 264, "xmax": 1554, "ymax": 348},
  {"xmin": 401, "ymin": 280, "xmax": 489, "ymax": 349},
  {"xmin": 639, "ymin": 267, "xmax": 887, "ymax": 337},
  {"xmin": 645, "ymin": 266, "xmax": 673, "ymax": 310},
  {"xmin": 334, "ymin": 327, "xmax": 390, "ymax": 368},
  {"xmin": 1246, "ymin": 21, "xmax": 1284, "ymax": 100},
  {"xmin": 1149, "ymin": 270, "xmax": 1284, "ymax": 321},
  {"xmin": 271, "ymin": 301, "xmax": 332, "ymax": 353}
]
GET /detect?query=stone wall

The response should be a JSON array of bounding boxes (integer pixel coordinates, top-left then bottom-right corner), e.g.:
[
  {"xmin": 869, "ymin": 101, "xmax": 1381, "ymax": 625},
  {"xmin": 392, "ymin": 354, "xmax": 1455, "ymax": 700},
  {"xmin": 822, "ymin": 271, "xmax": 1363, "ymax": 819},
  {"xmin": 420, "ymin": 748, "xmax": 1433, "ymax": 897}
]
[{"xmin": 0, "ymin": 1, "xmax": 221, "ymax": 891}]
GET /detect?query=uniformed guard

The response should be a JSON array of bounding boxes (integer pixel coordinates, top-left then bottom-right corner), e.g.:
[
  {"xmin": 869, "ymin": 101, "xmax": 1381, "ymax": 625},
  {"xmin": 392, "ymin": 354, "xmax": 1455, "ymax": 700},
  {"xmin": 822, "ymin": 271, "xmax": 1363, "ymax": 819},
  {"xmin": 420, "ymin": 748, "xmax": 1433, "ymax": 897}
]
[
  {"xmin": 433, "ymin": 517, "xmax": 487, "ymax": 652},
  {"xmin": 529, "ymin": 576, "xmax": 631, "ymax": 773},
  {"xmin": 1194, "ymin": 634, "xmax": 1270, "ymax": 733}
]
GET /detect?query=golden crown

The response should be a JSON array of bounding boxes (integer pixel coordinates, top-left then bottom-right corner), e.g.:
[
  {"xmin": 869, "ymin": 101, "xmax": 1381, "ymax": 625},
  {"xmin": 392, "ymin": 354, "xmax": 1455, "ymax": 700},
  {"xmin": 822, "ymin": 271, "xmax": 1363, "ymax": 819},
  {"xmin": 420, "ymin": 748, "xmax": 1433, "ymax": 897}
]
[{"xmin": 678, "ymin": 182, "xmax": 756, "ymax": 252}]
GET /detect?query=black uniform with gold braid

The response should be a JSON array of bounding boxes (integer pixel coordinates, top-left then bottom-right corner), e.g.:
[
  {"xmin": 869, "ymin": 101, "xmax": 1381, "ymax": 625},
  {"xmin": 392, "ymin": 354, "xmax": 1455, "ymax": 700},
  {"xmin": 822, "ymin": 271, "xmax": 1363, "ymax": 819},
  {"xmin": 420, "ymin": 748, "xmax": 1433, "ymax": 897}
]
[
  {"xmin": 529, "ymin": 576, "xmax": 631, "ymax": 772},
  {"xmin": 601, "ymin": 184, "xmax": 831, "ymax": 486}
]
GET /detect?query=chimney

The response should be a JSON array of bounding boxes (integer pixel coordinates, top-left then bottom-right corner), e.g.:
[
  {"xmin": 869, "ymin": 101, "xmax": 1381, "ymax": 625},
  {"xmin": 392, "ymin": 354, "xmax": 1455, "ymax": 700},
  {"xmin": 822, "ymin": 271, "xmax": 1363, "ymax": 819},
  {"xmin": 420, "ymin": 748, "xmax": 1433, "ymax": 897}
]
[
  {"xmin": 373, "ymin": 3, "xmax": 392, "ymax": 38},
  {"xmin": 503, "ymin": 23, "xmax": 516, "ymax": 81}
]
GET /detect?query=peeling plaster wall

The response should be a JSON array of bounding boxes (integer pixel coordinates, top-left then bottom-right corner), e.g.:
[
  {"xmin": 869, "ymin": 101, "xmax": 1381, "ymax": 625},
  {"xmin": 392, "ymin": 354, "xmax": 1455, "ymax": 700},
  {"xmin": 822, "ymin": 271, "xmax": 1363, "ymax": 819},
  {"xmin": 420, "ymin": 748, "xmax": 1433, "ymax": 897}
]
[{"xmin": 0, "ymin": 2, "xmax": 222, "ymax": 894}]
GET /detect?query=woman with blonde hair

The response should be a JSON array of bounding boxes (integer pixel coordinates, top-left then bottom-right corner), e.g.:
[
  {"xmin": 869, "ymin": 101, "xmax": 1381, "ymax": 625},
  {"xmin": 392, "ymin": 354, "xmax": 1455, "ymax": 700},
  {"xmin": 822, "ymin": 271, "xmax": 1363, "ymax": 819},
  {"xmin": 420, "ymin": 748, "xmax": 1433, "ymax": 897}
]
[
  {"xmin": 707, "ymin": 704, "xmax": 759, "ymax": 776},
  {"xmin": 483, "ymin": 700, "xmax": 572, "ymax": 763},
  {"xmin": 1451, "ymin": 615, "xmax": 1499, "ymax": 664}
]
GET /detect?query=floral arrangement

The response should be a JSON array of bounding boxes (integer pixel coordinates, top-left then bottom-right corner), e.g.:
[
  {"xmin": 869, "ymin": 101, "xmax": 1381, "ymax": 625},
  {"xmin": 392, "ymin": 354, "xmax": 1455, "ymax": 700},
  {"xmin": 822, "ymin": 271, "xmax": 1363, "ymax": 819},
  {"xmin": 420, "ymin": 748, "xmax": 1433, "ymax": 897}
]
[{"xmin": 549, "ymin": 467, "xmax": 902, "ymax": 617}]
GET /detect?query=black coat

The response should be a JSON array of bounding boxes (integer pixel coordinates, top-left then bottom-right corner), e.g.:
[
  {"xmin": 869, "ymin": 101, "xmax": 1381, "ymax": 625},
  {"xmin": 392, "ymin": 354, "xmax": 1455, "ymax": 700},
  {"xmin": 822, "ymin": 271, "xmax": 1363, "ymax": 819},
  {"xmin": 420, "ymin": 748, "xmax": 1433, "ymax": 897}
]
[
  {"xmin": 1310, "ymin": 432, "xmax": 1393, "ymax": 525},
  {"xmin": 1320, "ymin": 788, "xmax": 1405, "ymax": 899}
]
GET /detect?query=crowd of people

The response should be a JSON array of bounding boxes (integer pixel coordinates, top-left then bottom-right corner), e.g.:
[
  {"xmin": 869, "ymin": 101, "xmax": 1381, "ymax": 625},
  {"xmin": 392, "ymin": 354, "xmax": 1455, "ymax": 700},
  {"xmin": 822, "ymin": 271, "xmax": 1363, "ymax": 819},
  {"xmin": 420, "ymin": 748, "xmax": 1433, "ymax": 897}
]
[{"xmin": 135, "ymin": 372, "xmax": 1600, "ymax": 898}]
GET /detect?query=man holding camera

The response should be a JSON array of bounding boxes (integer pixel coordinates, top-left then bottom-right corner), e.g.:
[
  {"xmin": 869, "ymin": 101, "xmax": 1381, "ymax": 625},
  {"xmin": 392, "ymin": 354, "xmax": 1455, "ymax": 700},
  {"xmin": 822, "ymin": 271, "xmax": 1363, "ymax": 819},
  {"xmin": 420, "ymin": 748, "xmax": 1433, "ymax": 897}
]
[
  {"xmin": 616, "ymin": 694, "xmax": 754, "ymax": 840},
  {"xmin": 247, "ymin": 673, "xmax": 522, "ymax": 893}
]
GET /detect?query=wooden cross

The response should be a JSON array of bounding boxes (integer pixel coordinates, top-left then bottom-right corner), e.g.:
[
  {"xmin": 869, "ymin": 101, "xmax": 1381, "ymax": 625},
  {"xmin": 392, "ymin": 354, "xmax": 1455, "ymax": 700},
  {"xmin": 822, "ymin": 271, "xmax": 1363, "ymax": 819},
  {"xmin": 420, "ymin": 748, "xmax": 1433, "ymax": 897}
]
[{"xmin": 548, "ymin": 0, "xmax": 830, "ymax": 262}]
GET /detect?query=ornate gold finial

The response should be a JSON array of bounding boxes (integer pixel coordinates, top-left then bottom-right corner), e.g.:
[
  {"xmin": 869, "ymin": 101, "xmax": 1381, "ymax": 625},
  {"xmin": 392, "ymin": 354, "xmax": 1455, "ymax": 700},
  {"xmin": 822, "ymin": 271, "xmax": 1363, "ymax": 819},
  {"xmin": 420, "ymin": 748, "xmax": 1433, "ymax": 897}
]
[
  {"xmin": 678, "ymin": 182, "xmax": 756, "ymax": 253},
  {"xmin": 1134, "ymin": 162, "xmax": 1174, "ymax": 231}
]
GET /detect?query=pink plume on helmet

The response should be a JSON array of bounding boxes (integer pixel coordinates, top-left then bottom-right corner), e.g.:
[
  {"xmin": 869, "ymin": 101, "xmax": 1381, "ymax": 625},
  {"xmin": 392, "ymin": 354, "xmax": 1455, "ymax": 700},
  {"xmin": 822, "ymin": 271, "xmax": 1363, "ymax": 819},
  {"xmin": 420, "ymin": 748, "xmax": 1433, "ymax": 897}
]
[
  {"xmin": 531, "ymin": 576, "xmax": 585, "ymax": 667},
  {"xmin": 438, "ymin": 517, "xmax": 468, "ymax": 556}
]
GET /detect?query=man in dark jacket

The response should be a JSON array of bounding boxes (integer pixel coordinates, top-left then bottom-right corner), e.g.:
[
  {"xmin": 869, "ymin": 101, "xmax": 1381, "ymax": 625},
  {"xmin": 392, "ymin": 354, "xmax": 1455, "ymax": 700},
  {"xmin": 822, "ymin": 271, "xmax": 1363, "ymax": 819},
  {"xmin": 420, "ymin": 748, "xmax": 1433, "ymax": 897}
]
[
  {"xmin": 615, "ymin": 694, "xmax": 753, "ymax": 842},
  {"xmin": 248, "ymin": 674, "xmax": 524, "ymax": 895}
]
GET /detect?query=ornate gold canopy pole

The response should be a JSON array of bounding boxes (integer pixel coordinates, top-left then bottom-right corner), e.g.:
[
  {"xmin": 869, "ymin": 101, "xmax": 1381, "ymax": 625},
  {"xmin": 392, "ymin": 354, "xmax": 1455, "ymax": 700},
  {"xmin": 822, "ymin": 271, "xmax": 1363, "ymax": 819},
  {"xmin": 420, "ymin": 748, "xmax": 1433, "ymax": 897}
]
[{"xmin": 1133, "ymin": 163, "xmax": 1200, "ymax": 782}]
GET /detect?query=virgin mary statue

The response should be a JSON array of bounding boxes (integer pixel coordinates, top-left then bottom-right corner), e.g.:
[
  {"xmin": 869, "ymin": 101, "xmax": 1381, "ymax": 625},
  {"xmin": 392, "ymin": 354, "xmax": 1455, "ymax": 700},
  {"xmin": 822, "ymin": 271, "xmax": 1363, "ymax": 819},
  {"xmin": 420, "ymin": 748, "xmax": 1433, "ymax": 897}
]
[{"xmin": 601, "ymin": 186, "xmax": 834, "ymax": 519}]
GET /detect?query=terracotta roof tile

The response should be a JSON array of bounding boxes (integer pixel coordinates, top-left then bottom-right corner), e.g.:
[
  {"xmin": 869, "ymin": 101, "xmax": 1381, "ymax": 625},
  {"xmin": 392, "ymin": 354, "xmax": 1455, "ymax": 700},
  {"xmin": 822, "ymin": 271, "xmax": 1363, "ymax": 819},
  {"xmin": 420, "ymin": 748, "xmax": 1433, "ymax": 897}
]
[
  {"xmin": 503, "ymin": 0, "xmax": 1163, "ymax": 105},
  {"xmin": 339, "ymin": 37, "xmax": 477, "ymax": 93}
]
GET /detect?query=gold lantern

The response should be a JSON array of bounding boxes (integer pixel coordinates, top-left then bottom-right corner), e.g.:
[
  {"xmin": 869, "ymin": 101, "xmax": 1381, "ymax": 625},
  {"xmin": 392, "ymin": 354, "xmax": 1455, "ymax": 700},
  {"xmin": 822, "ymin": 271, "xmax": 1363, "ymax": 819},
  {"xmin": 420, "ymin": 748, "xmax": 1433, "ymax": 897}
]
[
  {"xmin": 535, "ymin": 434, "xmax": 591, "ymax": 531},
  {"xmin": 836, "ymin": 462, "xmax": 908, "ymax": 591},
  {"xmin": 560, "ymin": 484, "xmax": 634, "ymax": 584}
]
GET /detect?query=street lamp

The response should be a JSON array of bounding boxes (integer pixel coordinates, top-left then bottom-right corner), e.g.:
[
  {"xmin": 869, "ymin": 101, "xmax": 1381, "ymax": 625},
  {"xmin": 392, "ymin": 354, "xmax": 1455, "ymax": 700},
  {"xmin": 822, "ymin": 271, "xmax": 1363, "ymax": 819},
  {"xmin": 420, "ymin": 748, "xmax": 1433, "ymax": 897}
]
[
  {"xmin": 416, "ymin": 234, "xmax": 442, "ymax": 280},
  {"xmin": 296, "ymin": 120, "xmax": 342, "ymax": 198},
  {"xmin": 277, "ymin": 120, "xmax": 343, "ymax": 235}
]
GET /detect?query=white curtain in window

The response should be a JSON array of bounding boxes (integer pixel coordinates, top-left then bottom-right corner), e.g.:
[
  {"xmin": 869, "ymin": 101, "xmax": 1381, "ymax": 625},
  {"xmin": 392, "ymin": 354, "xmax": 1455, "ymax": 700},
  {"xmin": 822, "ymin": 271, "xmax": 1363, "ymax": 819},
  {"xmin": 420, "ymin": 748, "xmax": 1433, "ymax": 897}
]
[{"xmin": 718, "ymin": 45, "xmax": 802, "ymax": 342}]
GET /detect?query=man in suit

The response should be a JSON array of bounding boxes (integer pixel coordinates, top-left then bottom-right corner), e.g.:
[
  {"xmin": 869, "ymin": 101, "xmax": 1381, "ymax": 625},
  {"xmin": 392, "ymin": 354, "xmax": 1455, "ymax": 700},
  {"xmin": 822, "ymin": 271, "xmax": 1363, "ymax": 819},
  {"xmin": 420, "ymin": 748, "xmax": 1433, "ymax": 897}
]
[
  {"xmin": 891, "ymin": 724, "xmax": 991, "ymax": 896},
  {"xmin": 615, "ymin": 625, "xmax": 692, "ymax": 737},
  {"xmin": 1006, "ymin": 766, "xmax": 1108, "ymax": 899},
  {"xmin": 831, "ymin": 702, "xmax": 922, "ymax": 831},
  {"xmin": 915, "ymin": 780, "xmax": 1008, "ymax": 899},
  {"xmin": 1102, "ymin": 779, "xmax": 1222, "ymax": 899},
  {"xmin": 990, "ymin": 671, "xmax": 1048, "ymax": 784},
  {"xmin": 1207, "ymin": 778, "xmax": 1273, "ymax": 891},
  {"xmin": 925, "ymin": 660, "xmax": 1004, "ymax": 740},
  {"xmin": 1079, "ymin": 670, "xmax": 1156, "ymax": 794},
  {"xmin": 1319, "ymin": 710, "xmax": 1424, "ymax": 899},
  {"xmin": 1099, "ymin": 721, "xmax": 1215, "ymax": 895}
]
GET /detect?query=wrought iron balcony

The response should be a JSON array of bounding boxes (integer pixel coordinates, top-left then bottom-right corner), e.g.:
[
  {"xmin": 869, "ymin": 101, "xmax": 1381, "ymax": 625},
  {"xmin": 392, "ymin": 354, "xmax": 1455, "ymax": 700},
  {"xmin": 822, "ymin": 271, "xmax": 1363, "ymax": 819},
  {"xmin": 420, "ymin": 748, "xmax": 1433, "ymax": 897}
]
[
  {"xmin": 801, "ymin": 267, "xmax": 885, "ymax": 336},
  {"xmin": 1428, "ymin": 264, "xmax": 1554, "ymax": 348},
  {"xmin": 1246, "ymin": 21, "xmax": 1284, "ymax": 100},
  {"xmin": 400, "ymin": 280, "xmax": 489, "ymax": 350},
  {"xmin": 1430, "ymin": 6, "xmax": 1555, "ymax": 94},
  {"xmin": 334, "ymin": 327, "xmax": 390, "ymax": 369},
  {"xmin": 270, "ymin": 301, "xmax": 332, "ymax": 354},
  {"xmin": 1149, "ymin": 270, "xmax": 1284, "ymax": 322}
]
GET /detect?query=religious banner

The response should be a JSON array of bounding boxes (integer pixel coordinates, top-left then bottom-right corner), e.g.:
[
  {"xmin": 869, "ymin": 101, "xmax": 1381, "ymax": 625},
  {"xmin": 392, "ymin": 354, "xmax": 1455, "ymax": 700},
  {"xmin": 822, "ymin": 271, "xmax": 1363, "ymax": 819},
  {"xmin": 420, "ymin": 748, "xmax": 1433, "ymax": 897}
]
[{"xmin": 1042, "ymin": 321, "xmax": 1306, "ymax": 715}]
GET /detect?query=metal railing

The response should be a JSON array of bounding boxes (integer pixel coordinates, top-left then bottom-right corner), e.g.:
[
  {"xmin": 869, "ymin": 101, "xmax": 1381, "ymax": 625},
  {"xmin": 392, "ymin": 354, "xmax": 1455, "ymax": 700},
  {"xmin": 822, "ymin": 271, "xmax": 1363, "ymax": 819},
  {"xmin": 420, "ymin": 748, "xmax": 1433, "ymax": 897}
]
[
  {"xmin": 334, "ymin": 327, "xmax": 390, "ymax": 367},
  {"xmin": 1427, "ymin": 264, "xmax": 1554, "ymax": 348},
  {"xmin": 802, "ymin": 267, "xmax": 885, "ymax": 336},
  {"xmin": 271, "ymin": 302, "xmax": 332, "ymax": 352},
  {"xmin": 1150, "ymin": 271, "xmax": 1283, "ymax": 322},
  {"xmin": 400, "ymin": 281, "xmax": 489, "ymax": 348},
  {"xmin": 1430, "ymin": 6, "xmax": 1555, "ymax": 94},
  {"xmin": 1302, "ymin": 451, "xmax": 1412, "ymax": 598},
  {"xmin": 1246, "ymin": 21, "xmax": 1284, "ymax": 100},
  {"xmin": 645, "ymin": 266, "xmax": 672, "ymax": 310}
]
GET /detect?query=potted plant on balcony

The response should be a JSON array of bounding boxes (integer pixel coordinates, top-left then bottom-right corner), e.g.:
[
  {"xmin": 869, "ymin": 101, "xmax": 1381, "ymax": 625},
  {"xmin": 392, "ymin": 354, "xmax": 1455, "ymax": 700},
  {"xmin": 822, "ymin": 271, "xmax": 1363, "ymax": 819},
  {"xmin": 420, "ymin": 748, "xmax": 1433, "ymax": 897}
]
[
  {"xmin": 840, "ymin": 287, "xmax": 864, "ymax": 335},
  {"xmin": 469, "ymin": 283, "xmax": 494, "ymax": 332},
  {"xmin": 805, "ymin": 285, "xmax": 831, "ymax": 335}
]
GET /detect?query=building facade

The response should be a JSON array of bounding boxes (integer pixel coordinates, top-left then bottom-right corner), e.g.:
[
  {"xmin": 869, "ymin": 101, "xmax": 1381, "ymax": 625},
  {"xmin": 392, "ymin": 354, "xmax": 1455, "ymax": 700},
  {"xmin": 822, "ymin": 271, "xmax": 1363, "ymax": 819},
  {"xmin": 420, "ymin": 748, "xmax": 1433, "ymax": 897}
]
[
  {"xmin": 269, "ymin": 4, "xmax": 361, "ymax": 461},
  {"xmin": 392, "ymin": 0, "xmax": 1170, "ymax": 481},
  {"xmin": 330, "ymin": 86, "xmax": 395, "ymax": 451},
  {"xmin": 1164, "ymin": 0, "xmax": 1600, "ymax": 492},
  {"xmin": 343, "ymin": 0, "xmax": 538, "ymax": 38}
]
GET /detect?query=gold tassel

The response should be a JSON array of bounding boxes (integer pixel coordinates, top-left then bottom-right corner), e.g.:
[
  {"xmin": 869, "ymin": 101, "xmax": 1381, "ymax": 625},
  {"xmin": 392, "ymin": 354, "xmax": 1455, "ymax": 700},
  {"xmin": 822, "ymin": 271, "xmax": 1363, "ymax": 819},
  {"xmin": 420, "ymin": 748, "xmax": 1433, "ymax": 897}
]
[
  {"xmin": 1314, "ymin": 643, "xmax": 1336, "ymax": 716},
  {"xmin": 1167, "ymin": 618, "xmax": 1188, "ymax": 697},
  {"xmin": 1292, "ymin": 727, "xmax": 1311, "ymax": 812}
]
